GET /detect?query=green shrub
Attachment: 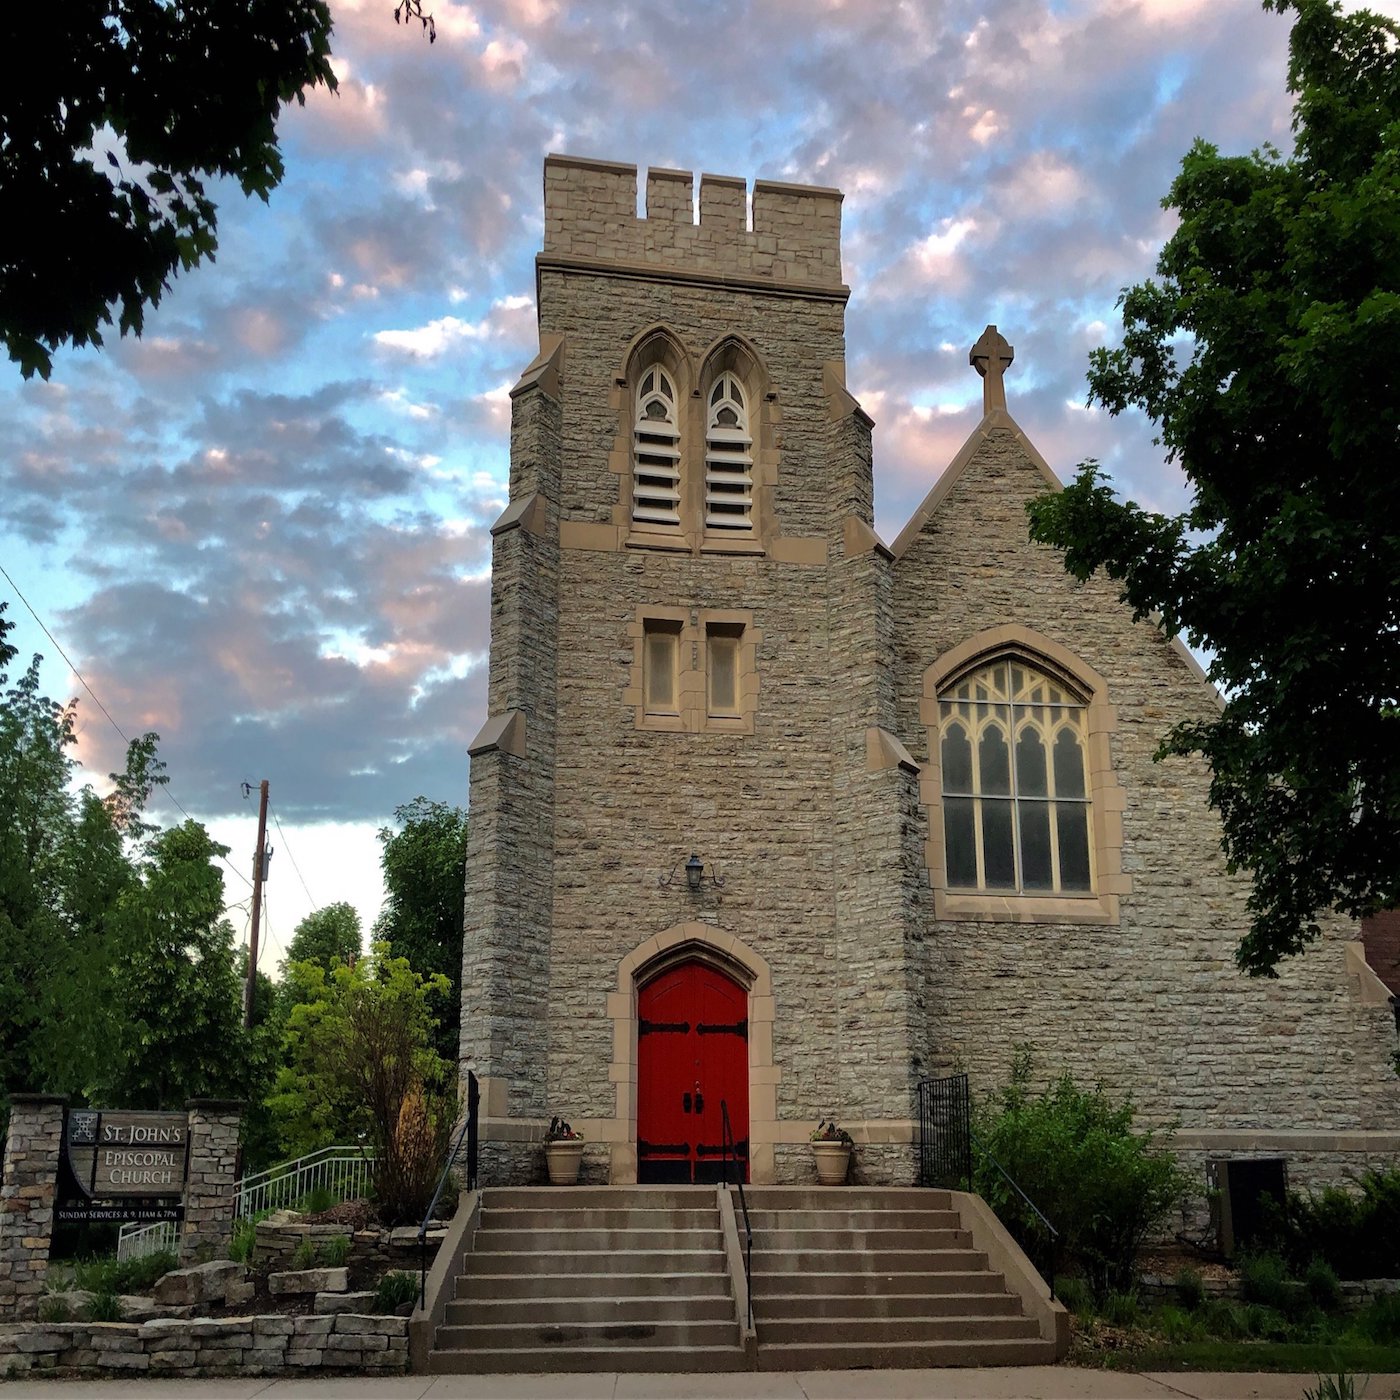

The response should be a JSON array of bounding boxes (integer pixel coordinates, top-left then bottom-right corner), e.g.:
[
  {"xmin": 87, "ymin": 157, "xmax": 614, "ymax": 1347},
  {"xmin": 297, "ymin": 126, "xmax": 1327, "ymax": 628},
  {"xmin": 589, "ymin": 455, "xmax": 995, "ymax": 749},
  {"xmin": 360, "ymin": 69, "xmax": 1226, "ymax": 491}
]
[
  {"xmin": 1304, "ymin": 1257, "xmax": 1343, "ymax": 1311},
  {"xmin": 1173, "ymin": 1266, "xmax": 1206, "ymax": 1311},
  {"xmin": 68, "ymin": 1249, "xmax": 176, "ymax": 1296},
  {"xmin": 974, "ymin": 1051, "xmax": 1190, "ymax": 1304},
  {"xmin": 1351, "ymin": 1292, "xmax": 1400, "ymax": 1345},
  {"xmin": 1102, "ymin": 1290, "xmax": 1141, "ymax": 1326},
  {"xmin": 1202, "ymin": 1297, "xmax": 1249, "ymax": 1340},
  {"xmin": 1055, "ymin": 1276, "xmax": 1094, "ymax": 1316},
  {"xmin": 322, "ymin": 1234, "xmax": 350, "ymax": 1267},
  {"xmin": 37, "ymin": 1294, "xmax": 73, "ymax": 1323},
  {"xmin": 1157, "ymin": 1303, "xmax": 1205, "ymax": 1343},
  {"xmin": 373, "ymin": 1271, "xmax": 419, "ymax": 1314},
  {"xmin": 1243, "ymin": 1301, "xmax": 1292, "ymax": 1340},
  {"xmin": 1260, "ymin": 1170, "xmax": 1400, "ymax": 1279},
  {"xmin": 1240, "ymin": 1252, "xmax": 1306, "ymax": 1317},
  {"xmin": 297, "ymin": 1185, "xmax": 340, "ymax": 1215},
  {"xmin": 85, "ymin": 1291, "xmax": 124, "ymax": 1322},
  {"xmin": 291, "ymin": 1237, "xmax": 318, "ymax": 1271},
  {"xmin": 229, "ymin": 1218, "xmax": 257, "ymax": 1264}
]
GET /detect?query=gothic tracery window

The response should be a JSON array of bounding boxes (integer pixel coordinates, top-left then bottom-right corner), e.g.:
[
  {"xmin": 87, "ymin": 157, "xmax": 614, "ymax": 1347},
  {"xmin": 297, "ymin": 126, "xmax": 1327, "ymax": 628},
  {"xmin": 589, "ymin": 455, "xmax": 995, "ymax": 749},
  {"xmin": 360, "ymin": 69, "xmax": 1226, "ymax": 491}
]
[
  {"xmin": 632, "ymin": 368, "xmax": 682, "ymax": 529},
  {"xmin": 703, "ymin": 372, "xmax": 753, "ymax": 532},
  {"xmin": 938, "ymin": 658, "xmax": 1093, "ymax": 894}
]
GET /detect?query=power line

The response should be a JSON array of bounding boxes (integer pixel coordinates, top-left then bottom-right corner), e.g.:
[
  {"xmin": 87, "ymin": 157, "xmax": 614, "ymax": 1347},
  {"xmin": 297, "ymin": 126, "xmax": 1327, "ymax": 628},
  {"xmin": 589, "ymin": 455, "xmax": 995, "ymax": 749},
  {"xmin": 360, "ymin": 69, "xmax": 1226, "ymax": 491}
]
[
  {"xmin": 0, "ymin": 562, "xmax": 254, "ymax": 890},
  {"xmin": 270, "ymin": 804, "xmax": 317, "ymax": 908}
]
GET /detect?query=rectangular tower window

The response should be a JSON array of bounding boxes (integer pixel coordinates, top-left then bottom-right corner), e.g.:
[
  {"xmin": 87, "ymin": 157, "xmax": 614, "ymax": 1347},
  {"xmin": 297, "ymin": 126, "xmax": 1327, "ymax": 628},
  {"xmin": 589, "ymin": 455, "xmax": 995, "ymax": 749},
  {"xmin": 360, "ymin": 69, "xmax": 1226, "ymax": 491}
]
[
  {"xmin": 706, "ymin": 623, "xmax": 743, "ymax": 718},
  {"xmin": 644, "ymin": 621, "xmax": 682, "ymax": 715}
]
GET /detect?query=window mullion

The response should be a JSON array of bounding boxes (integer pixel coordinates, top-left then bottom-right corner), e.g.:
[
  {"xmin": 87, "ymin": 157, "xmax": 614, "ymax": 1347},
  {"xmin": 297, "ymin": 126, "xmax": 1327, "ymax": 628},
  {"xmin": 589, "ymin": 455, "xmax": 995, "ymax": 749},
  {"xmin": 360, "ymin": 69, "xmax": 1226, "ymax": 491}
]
[
  {"xmin": 970, "ymin": 721, "xmax": 986, "ymax": 890},
  {"xmin": 1007, "ymin": 700, "xmax": 1023, "ymax": 894}
]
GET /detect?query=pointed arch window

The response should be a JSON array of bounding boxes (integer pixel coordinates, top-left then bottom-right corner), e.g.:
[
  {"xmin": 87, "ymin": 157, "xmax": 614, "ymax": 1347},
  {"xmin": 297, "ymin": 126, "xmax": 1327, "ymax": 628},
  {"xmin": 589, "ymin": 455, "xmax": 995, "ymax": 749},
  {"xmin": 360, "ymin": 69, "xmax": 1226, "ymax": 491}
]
[
  {"xmin": 632, "ymin": 368, "xmax": 681, "ymax": 529},
  {"xmin": 938, "ymin": 658, "xmax": 1092, "ymax": 894},
  {"xmin": 703, "ymin": 372, "xmax": 753, "ymax": 532}
]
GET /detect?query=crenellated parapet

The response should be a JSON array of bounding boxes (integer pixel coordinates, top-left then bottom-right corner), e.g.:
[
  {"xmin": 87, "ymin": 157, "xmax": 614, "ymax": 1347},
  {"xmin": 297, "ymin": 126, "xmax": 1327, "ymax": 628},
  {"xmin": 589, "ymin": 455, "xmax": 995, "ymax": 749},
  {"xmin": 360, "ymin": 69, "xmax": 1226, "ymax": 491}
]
[{"xmin": 541, "ymin": 154, "xmax": 844, "ymax": 290}]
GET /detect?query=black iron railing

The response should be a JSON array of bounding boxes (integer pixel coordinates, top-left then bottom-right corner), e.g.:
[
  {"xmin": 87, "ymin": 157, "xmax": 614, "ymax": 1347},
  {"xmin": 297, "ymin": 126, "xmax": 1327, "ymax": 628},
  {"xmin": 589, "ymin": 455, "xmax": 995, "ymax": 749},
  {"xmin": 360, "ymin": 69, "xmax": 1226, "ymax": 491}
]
[
  {"xmin": 720, "ymin": 1099, "xmax": 752, "ymax": 1329},
  {"xmin": 418, "ymin": 1069, "xmax": 479, "ymax": 1310},
  {"xmin": 916, "ymin": 1072, "xmax": 1059, "ymax": 1300},
  {"xmin": 917, "ymin": 1073, "xmax": 972, "ymax": 1191}
]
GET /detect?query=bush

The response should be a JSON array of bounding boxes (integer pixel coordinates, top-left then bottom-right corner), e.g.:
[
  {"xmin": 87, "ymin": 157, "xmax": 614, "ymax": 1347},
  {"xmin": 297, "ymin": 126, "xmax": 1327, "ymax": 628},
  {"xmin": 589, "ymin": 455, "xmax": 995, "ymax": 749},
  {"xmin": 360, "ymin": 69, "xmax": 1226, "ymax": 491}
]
[
  {"xmin": 1351, "ymin": 1292, "xmax": 1400, "ymax": 1346},
  {"xmin": 1102, "ymin": 1290, "xmax": 1141, "ymax": 1326},
  {"xmin": 1157, "ymin": 1303, "xmax": 1205, "ymax": 1343},
  {"xmin": 373, "ymin": 1271, "xmax": 419, "ymax": 1314},
  {"xmin": 1173, "ymin": 1266, "xmax": 1206, "ymax": 1311},
  {"xmin": 1259, "ymin": 1169, "xmax": 1400, "ymax": 1279},
  {"xmin": 229, "ymin": 1218, "xmax": 257, "ymax": 1265},
  {"xmin": 1055, "ymin": 1276, "xmax": 1094, "ymax": 1316},
  {"xmin": 291, "ymin": 1238, "xmax": 318, "ymax": 1271},
  {"xmin": 1240, "ymin": 1252, "xmax": 1304, "ymax": 1316},
  {"xmin": 297, "ymin": 1186, "xmax": 340, "ymax": 1215},
  {"xmin": 974, "ymin": 1051, "xmax": 1190, "ymax": 1304},
  {"xmin": 1202, "ymin": 1297, "xmax": 1249, "ymax": 1340},
  {"xmin": 1304, "ymin": 1257, "xmax": 1343, "ymax": 1311},
  {"xmin": 1243, "ymin": 1301, "xmax": 1292, "ymax": 1340},
  {"xmin": 69, "ymin": 1249, "xmax": 176, "ymax": 1296},
  {"xmin": 85, "ymin": 1291, "xmax": 124, "ymax": 1322},
  {"xmin": 37, "ymin": 1294, "xmax": 73, "ymax": 1323},
  {"xmin": 322, "ymin": 1234, "xmax": 350, "ymax": 1267}
]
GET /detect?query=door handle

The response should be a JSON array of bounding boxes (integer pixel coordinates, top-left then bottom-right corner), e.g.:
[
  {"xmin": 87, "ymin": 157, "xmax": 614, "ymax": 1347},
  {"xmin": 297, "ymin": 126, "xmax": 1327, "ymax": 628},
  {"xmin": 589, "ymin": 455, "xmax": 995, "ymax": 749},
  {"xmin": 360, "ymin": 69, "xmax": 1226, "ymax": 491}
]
[
  {"xmin": 695, "ymin": 1092, "xmax": 704, "ymax": 1115},
  {"xmin": 682, "ymin": 1092, "xmax": 692, "ymax": 1113}
]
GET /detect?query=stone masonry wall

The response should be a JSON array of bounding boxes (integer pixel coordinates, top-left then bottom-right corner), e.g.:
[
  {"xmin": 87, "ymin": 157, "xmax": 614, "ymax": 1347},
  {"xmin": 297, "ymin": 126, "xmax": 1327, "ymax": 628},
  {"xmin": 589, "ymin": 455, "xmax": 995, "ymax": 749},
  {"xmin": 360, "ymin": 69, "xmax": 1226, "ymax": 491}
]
[
  {"xmin": 0, "ymin": 1314, "xmax": 408, "ymax": 1379},
  {"xmin": 538, "ymin": 256, "xmax": 854, "ymax": 1146},
  {"xmin": 891, "ymin": 423, "xmax": 1400, "ymax": 1157},
  {"xmin": 542, "ymin": 156, "xmax": 844, "ymax": 289},
  {"xmin": 180, "ymin": 1101, "xmax": 241, "ymax": 1266},
  {"xmin": 0, "ymin": 1094, "xmax": 65, "ymax": 1319}
]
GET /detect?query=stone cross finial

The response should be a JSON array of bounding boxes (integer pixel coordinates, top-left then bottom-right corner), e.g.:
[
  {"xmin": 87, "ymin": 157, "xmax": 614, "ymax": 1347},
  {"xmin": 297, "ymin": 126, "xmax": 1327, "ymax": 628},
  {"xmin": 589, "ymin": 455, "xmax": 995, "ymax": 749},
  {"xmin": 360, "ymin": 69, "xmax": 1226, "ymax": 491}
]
[{"xmin": 969, "ymin": 325, "xmax": 1014, "ymax": 414}]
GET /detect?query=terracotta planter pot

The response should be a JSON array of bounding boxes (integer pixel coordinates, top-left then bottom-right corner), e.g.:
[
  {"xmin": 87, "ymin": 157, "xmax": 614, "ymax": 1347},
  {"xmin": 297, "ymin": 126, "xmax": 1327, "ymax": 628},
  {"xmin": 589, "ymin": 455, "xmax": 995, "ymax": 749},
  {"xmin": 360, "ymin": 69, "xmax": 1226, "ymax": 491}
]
[
  {"xmin": 812, "ymin": 1141, "xmax": 851, "ymax": 1185},
  {"xmin": 545, "ymin": 1139, "xmax": 585, "ymax": 1185}
]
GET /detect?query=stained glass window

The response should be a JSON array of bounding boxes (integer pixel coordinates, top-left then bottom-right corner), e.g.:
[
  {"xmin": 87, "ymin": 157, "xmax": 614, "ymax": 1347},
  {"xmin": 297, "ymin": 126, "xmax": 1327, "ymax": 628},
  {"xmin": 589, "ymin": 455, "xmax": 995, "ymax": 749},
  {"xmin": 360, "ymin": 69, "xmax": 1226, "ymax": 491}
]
[{"xmin": 938, "ymin": 659, "xmax": 1093, "ymax": 894}]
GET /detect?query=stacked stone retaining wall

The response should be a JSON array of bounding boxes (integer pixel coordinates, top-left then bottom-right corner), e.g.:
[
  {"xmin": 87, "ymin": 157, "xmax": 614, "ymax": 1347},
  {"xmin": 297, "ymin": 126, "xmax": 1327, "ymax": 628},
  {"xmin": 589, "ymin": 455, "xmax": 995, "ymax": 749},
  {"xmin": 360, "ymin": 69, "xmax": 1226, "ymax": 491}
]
[{"xmin": 0, "ymin": 1314, "xmax": 407, "ymax": 1378}]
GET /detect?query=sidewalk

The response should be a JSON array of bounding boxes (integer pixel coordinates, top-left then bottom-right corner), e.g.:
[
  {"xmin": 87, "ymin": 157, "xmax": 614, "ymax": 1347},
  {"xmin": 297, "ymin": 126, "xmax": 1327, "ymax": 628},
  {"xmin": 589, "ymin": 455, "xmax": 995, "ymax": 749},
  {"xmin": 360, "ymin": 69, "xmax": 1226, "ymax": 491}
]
[{"xmin": 1, "ymin": 1370, "xmax": 1397, "ymax": 1400}]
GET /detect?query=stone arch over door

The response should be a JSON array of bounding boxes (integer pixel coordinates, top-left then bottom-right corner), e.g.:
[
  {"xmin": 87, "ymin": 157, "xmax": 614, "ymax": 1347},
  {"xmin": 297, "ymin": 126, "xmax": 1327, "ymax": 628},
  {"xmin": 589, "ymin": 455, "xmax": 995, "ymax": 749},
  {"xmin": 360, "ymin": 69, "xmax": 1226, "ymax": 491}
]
[{"xmin": 607, "ymin": 922, "xmax": 779, "ymax": 1184}]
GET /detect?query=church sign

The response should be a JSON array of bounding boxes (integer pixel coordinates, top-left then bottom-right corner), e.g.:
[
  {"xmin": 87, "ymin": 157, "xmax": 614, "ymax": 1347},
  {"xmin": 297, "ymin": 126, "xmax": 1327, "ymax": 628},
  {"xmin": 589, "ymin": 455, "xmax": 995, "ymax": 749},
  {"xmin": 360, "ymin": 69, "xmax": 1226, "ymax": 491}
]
[{"xmin": 58, "ymin": 1109, "xmax": 189, "ymax": 1221}]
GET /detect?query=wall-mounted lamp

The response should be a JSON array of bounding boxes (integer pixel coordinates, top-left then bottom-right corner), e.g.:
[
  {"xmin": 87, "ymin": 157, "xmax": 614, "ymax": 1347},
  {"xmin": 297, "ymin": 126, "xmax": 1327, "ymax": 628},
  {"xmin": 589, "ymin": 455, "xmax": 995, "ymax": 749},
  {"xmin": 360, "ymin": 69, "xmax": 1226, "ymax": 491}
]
[{"xmin": 660, "ymin": 852, "xmax": 725, "ymax": 893}]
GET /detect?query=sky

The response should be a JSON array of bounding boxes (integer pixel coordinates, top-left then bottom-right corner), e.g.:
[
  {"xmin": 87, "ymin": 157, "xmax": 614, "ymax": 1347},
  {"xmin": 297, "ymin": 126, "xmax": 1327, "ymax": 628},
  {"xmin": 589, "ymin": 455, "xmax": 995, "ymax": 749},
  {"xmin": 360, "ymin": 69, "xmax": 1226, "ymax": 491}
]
[{"xmin": 2, "ymin": 0, "xmax": 1395, "ymax": 970}]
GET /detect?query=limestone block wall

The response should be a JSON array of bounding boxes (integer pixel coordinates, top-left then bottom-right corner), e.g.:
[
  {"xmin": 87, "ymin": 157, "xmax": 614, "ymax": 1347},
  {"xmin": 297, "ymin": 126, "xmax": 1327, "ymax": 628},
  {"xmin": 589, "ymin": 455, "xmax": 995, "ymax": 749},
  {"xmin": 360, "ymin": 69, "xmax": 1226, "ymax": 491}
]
[
  {"xmin": 0, "ymin": 1094, "xmax": 65, "ymax": 1319},
  {"xmin": 541, "ymin": 155, "xmax": 844, "ymax": 289},
  {"xmin": 180, "ymin": 1100, "xmax": 241, "ymax": 1266},
  {"xmin": 890, "ymin": 417, "xmax": 1400, "ymax": 1159}
]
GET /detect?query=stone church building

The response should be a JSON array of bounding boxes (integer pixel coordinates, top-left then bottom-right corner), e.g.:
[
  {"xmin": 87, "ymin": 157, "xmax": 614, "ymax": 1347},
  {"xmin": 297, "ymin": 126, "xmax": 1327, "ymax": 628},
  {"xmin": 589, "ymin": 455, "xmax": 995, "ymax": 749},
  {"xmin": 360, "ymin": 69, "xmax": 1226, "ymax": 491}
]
[{"xmin": 459, "ymin": 154, "xmax": 1400, "ymax": 1206}]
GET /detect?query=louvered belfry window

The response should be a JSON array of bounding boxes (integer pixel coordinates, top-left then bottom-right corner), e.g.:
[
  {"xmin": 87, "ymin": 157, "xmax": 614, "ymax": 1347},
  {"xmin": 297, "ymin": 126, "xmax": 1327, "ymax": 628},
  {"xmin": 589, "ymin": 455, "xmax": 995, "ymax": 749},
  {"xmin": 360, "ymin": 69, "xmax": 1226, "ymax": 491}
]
[
  {"xmin": 939, "ymin": 659, "xmax": 1093, "ymax": 894},
  {"xmin": 632, "ymin": 368, "xmax": 681, "ymax": 529},
  {"xmin": 703, "ymin": 372, "xmax": 753, "ymax": 532}
]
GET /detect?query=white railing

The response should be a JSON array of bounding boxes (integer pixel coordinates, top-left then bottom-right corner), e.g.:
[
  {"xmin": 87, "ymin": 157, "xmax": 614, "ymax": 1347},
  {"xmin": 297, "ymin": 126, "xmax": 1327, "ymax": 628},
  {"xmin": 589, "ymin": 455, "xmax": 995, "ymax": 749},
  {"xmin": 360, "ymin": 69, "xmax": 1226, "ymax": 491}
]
[
  {"xmin": 233, "ymin": 1144, "xmax": 375, "ymax": 1220},
  {"xmin": 116, "ymin": 1219, "xmax": 177, "ymax": 1261}
]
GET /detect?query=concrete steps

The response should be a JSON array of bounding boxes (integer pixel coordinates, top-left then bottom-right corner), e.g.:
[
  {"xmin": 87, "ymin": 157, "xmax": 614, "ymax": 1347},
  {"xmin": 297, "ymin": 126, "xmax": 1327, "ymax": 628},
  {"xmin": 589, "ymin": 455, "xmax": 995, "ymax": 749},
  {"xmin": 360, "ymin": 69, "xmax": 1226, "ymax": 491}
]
[
  {"xmin": 429, "ymin": 1186, "xmax": 746, "ymax": 1374},
  {"xmin": 746, "ymin": 1185, "xmax": 1057, "ymax": 1370},
  {"xmin": 425, "ymin": 1183, "xmax": 1062, "ymax": 1374}
]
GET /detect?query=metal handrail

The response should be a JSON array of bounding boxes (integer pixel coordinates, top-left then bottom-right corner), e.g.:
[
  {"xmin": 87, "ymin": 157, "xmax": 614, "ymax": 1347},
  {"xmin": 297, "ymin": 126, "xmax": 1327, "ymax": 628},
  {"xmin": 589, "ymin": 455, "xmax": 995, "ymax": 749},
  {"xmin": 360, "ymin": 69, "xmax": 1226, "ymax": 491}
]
[
  {"xmin": 720, "ymin": 1099, "xmax": 753, "ymax": 1329},
  {"xmin": 233, "ymin": 1144, "xmax": 376, "ymax": 1220},
  {"xmin": 418, "ymin": 1070, "xmax": 478, "ymax": 1310},
  {"xmin": 970, "ymin": 1128, "xmax": 1060, "ymax": 1301}
]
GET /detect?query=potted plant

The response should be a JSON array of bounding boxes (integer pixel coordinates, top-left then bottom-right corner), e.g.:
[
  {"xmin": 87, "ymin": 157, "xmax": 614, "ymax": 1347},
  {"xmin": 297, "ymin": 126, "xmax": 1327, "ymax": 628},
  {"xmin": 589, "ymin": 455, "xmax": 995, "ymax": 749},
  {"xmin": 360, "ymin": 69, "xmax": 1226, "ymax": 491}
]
[
  {"xmin": 811, "ymin": 1119, "xmax": 853, "ymax": 1185},
  {"xmin": 544, "ymin": 1116, "xmax": 585, "ymax": 1185}
]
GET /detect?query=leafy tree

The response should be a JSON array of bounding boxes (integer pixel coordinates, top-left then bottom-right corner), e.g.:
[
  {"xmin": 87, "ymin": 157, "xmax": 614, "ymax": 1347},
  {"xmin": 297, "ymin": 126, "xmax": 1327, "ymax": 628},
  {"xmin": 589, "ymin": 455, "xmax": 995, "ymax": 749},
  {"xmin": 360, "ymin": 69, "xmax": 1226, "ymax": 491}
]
[
  {"xmin": 374, "ymin": 798, "xmax": 467, "ymax": 1059},
  {"xmin": 1, "ymin": 0, "xmax": 337, "ymax": 379},
  {"xmin": 1027, "ymin": 0, "xmax": 1400, "ymax": 975},
  {"xmin": 270, "ymin": 943, "xmax": 455, "ymax": 1221},
  {"xmin": 976, "ymin": 1051, "xmax": 1189, "ymax": 1303},
  {"xmin": 281, "ymin": 901, "xmax": 362, "ymax": 976},
  {"xmin": 99, "ymin": 821, "xmax": 249, "ymax": 1108}
]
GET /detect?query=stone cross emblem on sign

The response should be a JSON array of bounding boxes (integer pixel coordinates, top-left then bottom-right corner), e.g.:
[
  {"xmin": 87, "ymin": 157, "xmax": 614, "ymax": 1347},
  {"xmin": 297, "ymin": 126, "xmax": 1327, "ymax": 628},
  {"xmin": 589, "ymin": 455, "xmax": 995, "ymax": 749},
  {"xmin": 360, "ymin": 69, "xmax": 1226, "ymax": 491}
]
[{"xmin": 970, "ymin": 325, "xmax": 1014, "ymax": 414}]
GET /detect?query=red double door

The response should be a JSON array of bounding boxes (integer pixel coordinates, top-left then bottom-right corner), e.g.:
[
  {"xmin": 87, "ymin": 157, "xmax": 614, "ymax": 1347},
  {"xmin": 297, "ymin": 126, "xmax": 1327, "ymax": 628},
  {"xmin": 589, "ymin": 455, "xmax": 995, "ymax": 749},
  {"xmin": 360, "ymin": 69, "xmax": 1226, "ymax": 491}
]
[{"xmin": 637, "ymin": 962, "xmax": 749, "ymax": 1184}]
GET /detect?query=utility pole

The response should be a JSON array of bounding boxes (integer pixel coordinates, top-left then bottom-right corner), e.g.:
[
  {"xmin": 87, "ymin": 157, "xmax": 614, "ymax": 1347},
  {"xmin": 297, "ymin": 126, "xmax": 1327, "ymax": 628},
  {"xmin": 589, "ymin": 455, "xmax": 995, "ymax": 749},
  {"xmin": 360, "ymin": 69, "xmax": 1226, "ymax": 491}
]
[{"xmin": 244, "ymin": 779, "xmax": 270, "ymax": 1028}]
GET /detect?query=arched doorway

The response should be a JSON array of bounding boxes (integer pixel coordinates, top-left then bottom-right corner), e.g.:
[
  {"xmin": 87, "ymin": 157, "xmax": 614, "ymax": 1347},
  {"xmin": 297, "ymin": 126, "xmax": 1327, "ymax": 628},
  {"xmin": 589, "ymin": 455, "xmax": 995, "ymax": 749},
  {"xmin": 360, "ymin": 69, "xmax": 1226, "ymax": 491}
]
[{"xmin": 636, "ymin": 961, "xmax": 749, "ymax": 1184}]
